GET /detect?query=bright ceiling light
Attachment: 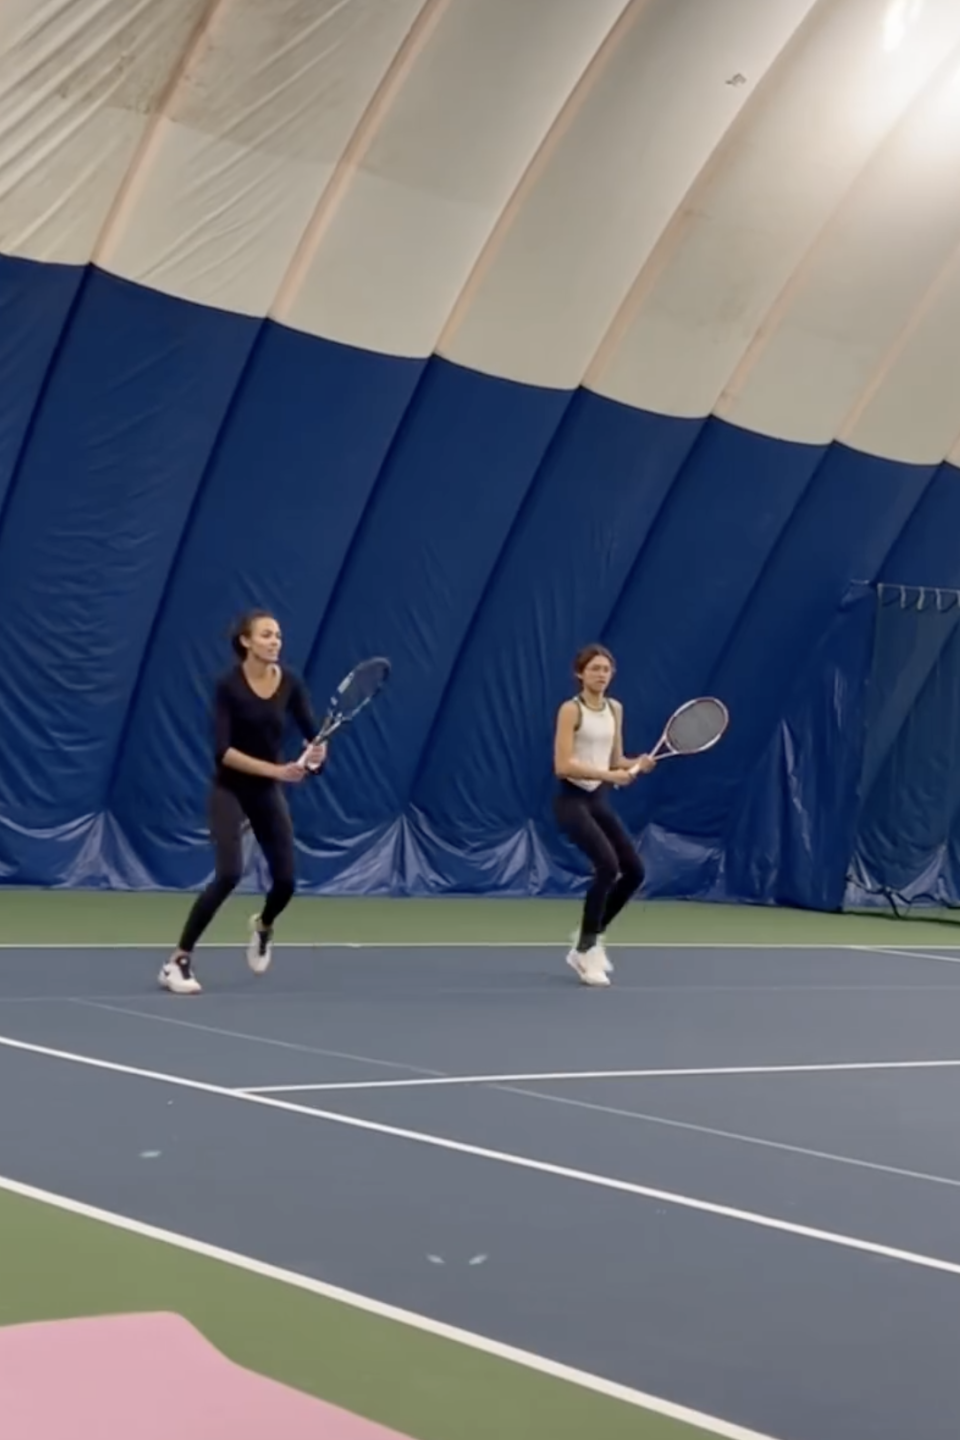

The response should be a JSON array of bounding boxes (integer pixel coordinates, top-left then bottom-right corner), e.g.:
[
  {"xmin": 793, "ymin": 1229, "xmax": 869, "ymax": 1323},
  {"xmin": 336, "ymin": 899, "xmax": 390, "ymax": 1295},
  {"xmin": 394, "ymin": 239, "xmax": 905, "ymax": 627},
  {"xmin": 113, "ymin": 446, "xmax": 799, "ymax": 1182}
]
[{"xmin": 883, "ymin": 0, "xmax": 924, "ymax": 53}]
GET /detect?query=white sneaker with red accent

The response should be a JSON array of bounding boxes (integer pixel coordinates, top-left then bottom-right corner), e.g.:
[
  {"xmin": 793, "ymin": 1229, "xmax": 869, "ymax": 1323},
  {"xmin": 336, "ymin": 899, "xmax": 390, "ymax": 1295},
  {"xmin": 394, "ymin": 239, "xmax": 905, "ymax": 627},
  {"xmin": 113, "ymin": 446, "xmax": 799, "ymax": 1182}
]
[{"xmin": 158, "ymin": 953, "xmax": 202, "ymax": 996}]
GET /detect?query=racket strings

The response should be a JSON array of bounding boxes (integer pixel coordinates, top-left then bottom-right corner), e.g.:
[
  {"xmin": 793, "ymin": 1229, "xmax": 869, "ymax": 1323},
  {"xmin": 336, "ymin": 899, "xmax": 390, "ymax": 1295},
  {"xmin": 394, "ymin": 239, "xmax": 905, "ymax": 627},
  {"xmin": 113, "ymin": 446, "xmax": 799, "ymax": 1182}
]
[
  {"xmin": 334, "ymin": 656, "xmax": 390, "ymax": 717},
  {"xmin": 663, "ymin": 698, "xmax": 727, "ymax": 754},
  {"xmin": 300, "ymin": 655, "xmax": 391, "ymax": 767}
]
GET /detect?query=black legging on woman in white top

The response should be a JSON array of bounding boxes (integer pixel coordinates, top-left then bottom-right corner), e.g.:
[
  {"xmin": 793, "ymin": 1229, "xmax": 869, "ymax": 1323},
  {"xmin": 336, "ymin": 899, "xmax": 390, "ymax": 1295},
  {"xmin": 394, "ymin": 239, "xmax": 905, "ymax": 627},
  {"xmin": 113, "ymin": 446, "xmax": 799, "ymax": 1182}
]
[{"xmin": 553, "ymin": 780, "xmax": 644, "ymax": 950}]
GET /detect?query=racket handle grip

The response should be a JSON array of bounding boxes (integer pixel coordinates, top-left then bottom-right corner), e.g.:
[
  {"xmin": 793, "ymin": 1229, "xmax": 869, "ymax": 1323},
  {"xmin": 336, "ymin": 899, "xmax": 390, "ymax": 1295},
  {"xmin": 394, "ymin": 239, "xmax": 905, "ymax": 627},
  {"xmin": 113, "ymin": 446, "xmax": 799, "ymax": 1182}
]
[
  {"xmin": 629, "ymin": 746, "xmax": 664, "ymax": 776},
  {"xmin": 297, "ymin": 733, "xmax": 325, "ymax": 772}
]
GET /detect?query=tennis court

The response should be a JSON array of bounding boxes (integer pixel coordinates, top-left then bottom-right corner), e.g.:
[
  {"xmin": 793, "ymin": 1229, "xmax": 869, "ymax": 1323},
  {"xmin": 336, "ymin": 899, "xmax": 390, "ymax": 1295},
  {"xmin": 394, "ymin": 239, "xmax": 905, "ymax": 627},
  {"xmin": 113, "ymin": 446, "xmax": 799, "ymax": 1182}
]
[{"xmin": 4, "ymin": 891, "xmax": 960, "ymax": 1440}]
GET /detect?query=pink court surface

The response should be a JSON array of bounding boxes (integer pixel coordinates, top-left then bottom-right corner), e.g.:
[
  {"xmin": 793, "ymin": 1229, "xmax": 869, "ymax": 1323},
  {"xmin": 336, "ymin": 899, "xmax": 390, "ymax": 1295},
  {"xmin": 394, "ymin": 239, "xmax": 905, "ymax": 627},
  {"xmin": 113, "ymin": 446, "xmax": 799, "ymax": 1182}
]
[{"xmin": 4, "ymin": 1311, "xmax": 411, "ymax": 1440}]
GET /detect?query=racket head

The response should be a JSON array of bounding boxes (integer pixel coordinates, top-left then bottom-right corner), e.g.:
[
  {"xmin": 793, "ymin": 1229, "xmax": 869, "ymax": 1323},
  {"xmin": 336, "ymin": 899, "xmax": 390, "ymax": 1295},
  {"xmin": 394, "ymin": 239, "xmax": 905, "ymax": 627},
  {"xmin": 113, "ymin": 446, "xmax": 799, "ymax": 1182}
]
[
  {"xmin": 318, "ymin": 656, "xmax": 391, "ymax": 739},
  {"xmin": 659, "ymin": 696, "xmax": 729, "ymax": 756}
]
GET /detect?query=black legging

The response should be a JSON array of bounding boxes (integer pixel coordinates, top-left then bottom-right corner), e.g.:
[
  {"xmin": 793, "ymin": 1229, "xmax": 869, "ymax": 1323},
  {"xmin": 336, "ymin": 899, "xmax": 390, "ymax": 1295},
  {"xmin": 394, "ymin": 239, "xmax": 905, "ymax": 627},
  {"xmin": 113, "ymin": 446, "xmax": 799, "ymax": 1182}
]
[
  {"xmin": 178, "ymin": 782, "xmax": 296, "ymax": 953},
  {"xmin": 554, "ymin": 781, "xmax": 644, "ymax": 949}
]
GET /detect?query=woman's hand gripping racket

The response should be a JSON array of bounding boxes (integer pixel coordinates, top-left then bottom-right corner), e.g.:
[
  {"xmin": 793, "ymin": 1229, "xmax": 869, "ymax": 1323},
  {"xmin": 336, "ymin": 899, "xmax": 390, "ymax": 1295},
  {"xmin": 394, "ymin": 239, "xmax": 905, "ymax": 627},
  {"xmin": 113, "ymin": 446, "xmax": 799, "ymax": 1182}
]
[
  {"xmin": 297, "ymin": 656, "xmax": 391, "ymax": 773},
  {"xmin": 629, "ymin": 696, "xmax": 729, "ymax": 776}
]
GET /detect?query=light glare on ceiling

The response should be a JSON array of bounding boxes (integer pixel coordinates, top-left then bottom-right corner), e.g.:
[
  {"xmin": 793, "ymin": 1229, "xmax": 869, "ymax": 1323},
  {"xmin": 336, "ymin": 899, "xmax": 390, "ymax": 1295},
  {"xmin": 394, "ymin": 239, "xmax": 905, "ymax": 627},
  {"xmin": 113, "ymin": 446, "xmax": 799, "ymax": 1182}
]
[{"xmin": 883, "ymin": 0, "xmax": 924, "ymax": 53}]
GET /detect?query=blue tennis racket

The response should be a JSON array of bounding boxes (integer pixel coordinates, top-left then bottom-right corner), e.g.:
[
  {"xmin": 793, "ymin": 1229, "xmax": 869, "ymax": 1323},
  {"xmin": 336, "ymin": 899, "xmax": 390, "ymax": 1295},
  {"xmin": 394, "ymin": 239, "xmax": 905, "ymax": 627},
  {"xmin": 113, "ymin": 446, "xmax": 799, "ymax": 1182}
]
[{"xmin": 298, "ymin": 656, "xmax": 390, "ymax": 771}]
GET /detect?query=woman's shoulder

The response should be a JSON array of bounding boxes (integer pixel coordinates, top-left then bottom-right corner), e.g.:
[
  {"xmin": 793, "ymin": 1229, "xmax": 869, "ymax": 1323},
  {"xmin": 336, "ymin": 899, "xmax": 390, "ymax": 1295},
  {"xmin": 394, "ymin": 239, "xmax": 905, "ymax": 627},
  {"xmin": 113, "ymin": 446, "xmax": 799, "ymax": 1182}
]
[
  {"xmin": 278, "ymin": 664, "xmax": 306, "ymax": 690},
  {"xmin": 214, "ymin": 664, "xmax": 243, "ymax": 694}
]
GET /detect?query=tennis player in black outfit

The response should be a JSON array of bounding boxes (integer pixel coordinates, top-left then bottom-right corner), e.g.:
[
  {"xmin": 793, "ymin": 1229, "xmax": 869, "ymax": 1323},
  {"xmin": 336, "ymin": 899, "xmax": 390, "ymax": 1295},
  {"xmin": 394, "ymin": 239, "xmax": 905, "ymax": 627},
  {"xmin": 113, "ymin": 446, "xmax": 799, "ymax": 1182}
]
[
  {"xmin": 160, "ymin": 610, "xmax": 326, "ymax": 996},
  {"xmin": 553, "ymin": 644, "xmax": 656, "ymax": 988}
]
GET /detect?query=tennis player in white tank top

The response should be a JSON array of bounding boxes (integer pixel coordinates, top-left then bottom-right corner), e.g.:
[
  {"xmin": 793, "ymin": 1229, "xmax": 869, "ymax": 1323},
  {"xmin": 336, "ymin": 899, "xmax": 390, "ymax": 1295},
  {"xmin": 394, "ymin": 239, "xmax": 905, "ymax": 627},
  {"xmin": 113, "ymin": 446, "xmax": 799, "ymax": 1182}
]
[{"xmin": 553, "ymin": 645, "xmax": 656, "ymax": 987}]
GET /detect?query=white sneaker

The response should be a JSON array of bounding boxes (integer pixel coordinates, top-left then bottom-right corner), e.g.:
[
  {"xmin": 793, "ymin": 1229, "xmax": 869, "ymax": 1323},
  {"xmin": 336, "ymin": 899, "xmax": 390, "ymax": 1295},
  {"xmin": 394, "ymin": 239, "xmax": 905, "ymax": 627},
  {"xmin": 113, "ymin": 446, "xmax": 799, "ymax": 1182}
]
[
  {"xmin": 566, "ymin": 945, "xmax": 611, "ymax": 987},
  {"xmin": 566, "ymin": 948, "xmax": 586, "ymax": 981},
  {"xmin": 247, "ymin": 914, "xmax": 273, "ymax": 975},
  {"xmin": 158, "ymin": 954, "xmax": 202, "ymax": 996},
  {"xmin": 569, "ymin": 928, "xmax": 612, "ymax": 974}
]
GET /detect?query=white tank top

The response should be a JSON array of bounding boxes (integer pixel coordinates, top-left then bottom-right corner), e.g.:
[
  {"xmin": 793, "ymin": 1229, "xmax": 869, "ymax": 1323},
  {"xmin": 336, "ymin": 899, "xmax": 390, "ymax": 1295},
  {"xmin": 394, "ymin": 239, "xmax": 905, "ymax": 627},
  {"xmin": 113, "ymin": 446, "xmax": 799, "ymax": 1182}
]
[{"xmin": 568, "ymin": 697, "xmax": 616, "ymax": 791}]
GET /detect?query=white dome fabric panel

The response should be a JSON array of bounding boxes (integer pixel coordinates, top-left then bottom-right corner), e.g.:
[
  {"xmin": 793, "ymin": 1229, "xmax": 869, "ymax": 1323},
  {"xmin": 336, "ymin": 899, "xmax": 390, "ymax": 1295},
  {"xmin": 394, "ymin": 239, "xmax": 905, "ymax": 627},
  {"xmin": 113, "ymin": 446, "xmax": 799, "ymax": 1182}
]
[{"xmin": 5, "ymin": 0, "xmax": 960, "ymax": 452}]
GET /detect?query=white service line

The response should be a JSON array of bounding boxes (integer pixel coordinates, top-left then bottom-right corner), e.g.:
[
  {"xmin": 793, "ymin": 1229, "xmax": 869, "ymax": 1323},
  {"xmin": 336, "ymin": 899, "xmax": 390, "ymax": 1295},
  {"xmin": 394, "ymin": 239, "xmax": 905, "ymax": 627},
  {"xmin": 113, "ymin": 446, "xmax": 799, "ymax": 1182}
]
[
  {"xmin": 499, "ymin": 1085, "xmax": 960, "ymax": 1192},
  {"xmin": 70, "ymin": 998, "xmax": 442, "ymax": 1080},
  {"xmin": 0, "ymin": 1172, "xmax": 781, "ymax": 1440},
  {"xmin": 853, "ymin": 946, "xmax": 960, "ymax": 966},
  {"xmin": 238, "ymin": 1056, "xmax": 960, "ymax": 1094},
  {"xmin": 3, "ymin": 1032, "xmax": 960, "ymax": 1283}
]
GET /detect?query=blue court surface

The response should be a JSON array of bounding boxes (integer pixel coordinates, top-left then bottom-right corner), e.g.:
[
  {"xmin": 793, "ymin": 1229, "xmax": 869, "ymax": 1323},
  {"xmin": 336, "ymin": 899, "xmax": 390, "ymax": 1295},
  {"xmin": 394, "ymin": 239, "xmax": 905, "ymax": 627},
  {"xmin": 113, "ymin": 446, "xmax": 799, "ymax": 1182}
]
[{"xmin": 2, "ymin": 938, "xmax": 960, "ymax": 1440}]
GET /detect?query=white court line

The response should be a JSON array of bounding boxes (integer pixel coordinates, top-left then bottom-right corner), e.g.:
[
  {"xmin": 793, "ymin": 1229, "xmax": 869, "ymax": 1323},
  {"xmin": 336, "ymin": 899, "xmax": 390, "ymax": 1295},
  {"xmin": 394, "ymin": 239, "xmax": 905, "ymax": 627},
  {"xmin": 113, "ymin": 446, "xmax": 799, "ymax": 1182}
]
[
  {"xmin": 500, "ymin": 1086, "xmax": 960, "ymax": 1192},
  {"xmin": 853, "ymin": 946, "xmax": 960, "ymax": 966},
  {"xmin": 3, "ymin": 1032, "xmax": 960, "ymax": 1283},
  {"xmin": 2, "ymin": 939, "xmax": 958, "ymax": 949},
  {"xmin": 3, "ymin": 981, "xmax": 957, "ymax": 1003},
  {"xmin": 0, "ymin": 1175, "xmax": 779, "ymax": 1440},
  {"xmin": 70, "ymin": 998, "xmax": 442, "ymax": 1081},
  {"xmin": 0, "ymin": 941, "xmax": 784, "ymax": 949},
  {"xmin": 238, "ymin": 1056, "xmax": 960, "ymax": 1094}
]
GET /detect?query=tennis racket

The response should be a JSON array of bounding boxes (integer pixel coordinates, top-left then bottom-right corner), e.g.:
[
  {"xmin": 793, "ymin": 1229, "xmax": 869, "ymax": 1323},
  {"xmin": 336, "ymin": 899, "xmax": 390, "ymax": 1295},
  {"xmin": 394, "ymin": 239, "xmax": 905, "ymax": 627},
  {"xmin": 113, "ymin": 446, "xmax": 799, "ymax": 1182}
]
[
  {"xmin": 630, "ymin": 696, "xmax": 728, "ymax": 773},
  {"xmin": 298, "ymin": 656, "xmax": 391, "ymax": 771}
]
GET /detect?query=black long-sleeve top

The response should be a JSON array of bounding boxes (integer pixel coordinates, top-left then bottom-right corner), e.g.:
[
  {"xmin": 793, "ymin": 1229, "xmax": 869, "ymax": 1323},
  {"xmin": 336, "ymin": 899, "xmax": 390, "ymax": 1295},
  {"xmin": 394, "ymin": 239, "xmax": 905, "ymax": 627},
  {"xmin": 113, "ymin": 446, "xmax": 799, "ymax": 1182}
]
[{"xmin": 212, "ymin": 665, "xmax": 320, "ymax": 792}]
